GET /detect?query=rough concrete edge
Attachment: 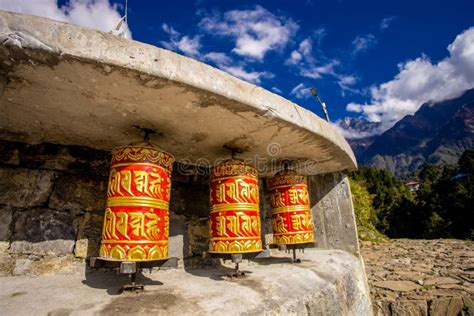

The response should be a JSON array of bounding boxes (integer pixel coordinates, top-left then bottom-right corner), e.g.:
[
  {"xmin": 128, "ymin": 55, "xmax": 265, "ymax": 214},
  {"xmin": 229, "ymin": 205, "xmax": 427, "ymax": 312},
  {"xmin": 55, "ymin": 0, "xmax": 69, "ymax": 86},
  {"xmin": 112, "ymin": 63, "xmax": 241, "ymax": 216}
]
[
  {"xmin": 0, "ymin": 11, "xmax": 357, "ymax": 173},
  {"xmin": 342, "ymin": 173, "xmax": 374, "ymax": 313},
  {"xmin": 342, "ymin": 174, "xmax": 361, "ymax": 255}
]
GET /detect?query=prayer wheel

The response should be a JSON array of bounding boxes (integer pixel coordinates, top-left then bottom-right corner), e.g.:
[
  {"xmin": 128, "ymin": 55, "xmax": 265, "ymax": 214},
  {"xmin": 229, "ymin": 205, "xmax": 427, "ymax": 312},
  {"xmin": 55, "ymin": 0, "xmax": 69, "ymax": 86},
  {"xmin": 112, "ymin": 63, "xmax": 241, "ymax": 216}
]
[
  {"xmin": 269, "ymin": 170, "xmax": 314, "ymax": 245},
  {"xmin": 99, "ymin": 143, "xmax": 174, "ymax": 261},
  {"xmin": 209, "ymin": 159, "xmax": 262, "ymax": 254}
]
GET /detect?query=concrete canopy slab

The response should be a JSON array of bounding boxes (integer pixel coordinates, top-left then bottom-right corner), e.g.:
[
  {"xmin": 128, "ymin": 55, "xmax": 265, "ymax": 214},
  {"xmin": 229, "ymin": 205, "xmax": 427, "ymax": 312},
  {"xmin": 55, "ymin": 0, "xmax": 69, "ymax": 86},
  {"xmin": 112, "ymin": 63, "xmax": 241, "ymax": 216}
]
[{"xmin": 0, "ymin": 11, "xmax": 356, "ymax": 175}]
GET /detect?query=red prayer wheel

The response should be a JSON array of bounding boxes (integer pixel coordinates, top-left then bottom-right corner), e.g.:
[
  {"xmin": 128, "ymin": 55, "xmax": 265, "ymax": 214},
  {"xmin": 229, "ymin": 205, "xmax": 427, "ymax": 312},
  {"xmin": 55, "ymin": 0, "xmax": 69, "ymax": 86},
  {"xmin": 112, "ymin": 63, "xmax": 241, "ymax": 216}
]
[
  {"xmin": 269, "ymin": 171, "xmax": 314, "ymax": 245},
  {"xmin": 99, "ymin": 143, "xmax": 174, "ymax": 261},
  {"xmin": 209, "ymin": 160, "xmax": 262, "ymax": 254}
]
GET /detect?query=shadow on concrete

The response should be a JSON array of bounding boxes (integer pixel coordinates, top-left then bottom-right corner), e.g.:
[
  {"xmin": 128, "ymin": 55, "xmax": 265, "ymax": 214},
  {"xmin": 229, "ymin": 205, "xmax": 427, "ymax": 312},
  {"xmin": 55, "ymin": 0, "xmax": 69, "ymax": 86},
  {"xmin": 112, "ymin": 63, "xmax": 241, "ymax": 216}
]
[
  {"xmin": 252, "ymin": 257, "xmax": 293, "ymax": 265},
  {"xmin": 182, "ymin": 257, "xmax": 254, "ymax": 281},
  {"xmin": 81, "ymin": 270, "xmax": 163, "ymax": 295}
]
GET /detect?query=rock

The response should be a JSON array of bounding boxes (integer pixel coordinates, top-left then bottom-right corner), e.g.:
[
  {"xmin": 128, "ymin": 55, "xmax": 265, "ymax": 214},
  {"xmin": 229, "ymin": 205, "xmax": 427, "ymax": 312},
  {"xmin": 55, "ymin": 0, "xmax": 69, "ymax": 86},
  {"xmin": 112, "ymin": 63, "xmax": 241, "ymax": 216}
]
[
  {"xmin": 29, "ymin": 255, "xmax": 83, "ymax": 275},
  {"xmin": 373, "ymin": 300, "xmax": 392, "ymax": 316},
  {"xmin": 0, "ymin": 241, "xmax": 9, "ymax": 253},
  {"xmin": 49, "ymin": 173, "xmax": 106, "ymax": 213},
  {"xmin": 391, "ymin": 300, "xmax": 427, "ymax": 316},
  {"xmin": 10, "ymin": 240, "xmax": 75, "ymax": 256},
  {"xmin": 10, "ymin": 208, "xmax": 76, "ymax": 255},
  {"xmin": 169, "ymin": 212, "xmax": 189, "ymax": 258},
  {"xmin": 429, "ymin": 297, "xmax": 464, "ymax": 316},
  {"xmin": 424, "ymin": 277, "xmax": 461, "ymax": 286},
  {"xmin": 0, "ymin": 141, "xmax": 20, "ymax": 165},
  {"xmin": 74, "ymin": 212, "xmax": 103, "ymax": 258},
  {"xmin": 19, "ymin": 143, "xmax": 110, "ymax": 176},
  {"xmin": 12, "ymin": 258, "xmax": 33, "ymax": 275},
  {"xmin": 0, "ymin": 167, "xmax": 56, "ymax": 208},
  {"xmin": 437, "ymin": 283, "xmax": 463, "ymax": 289},
  {"xmin": 0, "ymin": 254, "xmax": 15, "ymax": 276},
  {"xmin": 373, "ymin": 280, "xmax": 422, "ymax": 292},
  {"xmin": 169, "ymin": 173, "xmax": 209, "ymax": 217},
  {"xmin": 0, "ymin": 207, "xmax": 13, "ymax": 253},
  {"xmin": 447, "ymin": 297, "xmax": 465, "ymax": 315},
  {"xmin": 464, "ymin": 296, "xmax": 474, "ymax": 314},
  {"xmin": 21, "ymin": 143, "xmax": 76, "ymax": 171},
  {"xmin": 187, "ymin": 217, "xmax": 209, "ymax": 256}
]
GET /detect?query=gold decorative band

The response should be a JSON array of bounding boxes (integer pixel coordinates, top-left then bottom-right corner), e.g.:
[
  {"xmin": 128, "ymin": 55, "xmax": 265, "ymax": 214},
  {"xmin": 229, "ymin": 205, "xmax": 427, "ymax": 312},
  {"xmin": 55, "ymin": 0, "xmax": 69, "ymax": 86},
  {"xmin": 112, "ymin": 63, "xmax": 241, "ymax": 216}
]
[
  {"xmin": 210, "ymin": 236, "xmax": 261, "ymax": 241},
  {"xmin": 269, "ymin": 183, "xmax": 308, "ymax": 190},
  {"xmin": 101, "ymin": 240, "xmax": 168, "ymax": 244},
  {"xmin": 272, "ymin": 205, "xmax": 310, "ymax": 214},
  {"xmin": 211, "ymin": 203, "xmax": 259, "ymax": 213},
  {"xmin": 111, "ymin": 162, "xmax": 169, "ymax": 171},
  {"xmin": 211, "ymin": 175, "xmax": 258, "ymax": 182},
  {"xmin": 273, "ymin": 230, "xmax": 314, "ymax": 236},
  {"xmin": 106, "ymin": 197, "xmax": 169, "ymax": 209}
]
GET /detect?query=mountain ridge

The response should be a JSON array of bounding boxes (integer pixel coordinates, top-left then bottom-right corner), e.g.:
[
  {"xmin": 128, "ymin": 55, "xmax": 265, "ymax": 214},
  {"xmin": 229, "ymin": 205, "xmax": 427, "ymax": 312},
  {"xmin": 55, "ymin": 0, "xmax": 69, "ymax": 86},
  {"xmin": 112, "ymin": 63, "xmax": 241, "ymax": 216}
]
[{"xmin": 345, "ymin": 88, "xmax": 474, "ymax": 176}]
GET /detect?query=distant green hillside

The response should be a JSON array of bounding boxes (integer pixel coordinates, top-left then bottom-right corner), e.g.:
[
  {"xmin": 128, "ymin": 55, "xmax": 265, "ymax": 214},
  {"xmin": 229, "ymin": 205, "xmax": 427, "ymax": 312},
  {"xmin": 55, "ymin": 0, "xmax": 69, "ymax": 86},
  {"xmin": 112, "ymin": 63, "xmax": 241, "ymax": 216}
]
[
  {"xmin": 349, "ymin": 178, "xmax": 387, "ymax": 243},
  {"xmin": 350, "ymin": 149, "xmax": 474, "ymax": 240}
]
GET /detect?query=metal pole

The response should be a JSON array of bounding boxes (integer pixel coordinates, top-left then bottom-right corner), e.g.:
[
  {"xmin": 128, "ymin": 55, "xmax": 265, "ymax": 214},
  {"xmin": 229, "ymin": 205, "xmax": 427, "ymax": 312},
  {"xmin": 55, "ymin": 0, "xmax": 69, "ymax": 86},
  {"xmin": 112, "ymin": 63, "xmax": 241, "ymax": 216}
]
[
  {"xmin": 125, "ymin": 0, "xmax": 128, "ymax": 26},
  {"xmin": 309, "ymin": 88, "xmax": 330, "ymax": 122}
]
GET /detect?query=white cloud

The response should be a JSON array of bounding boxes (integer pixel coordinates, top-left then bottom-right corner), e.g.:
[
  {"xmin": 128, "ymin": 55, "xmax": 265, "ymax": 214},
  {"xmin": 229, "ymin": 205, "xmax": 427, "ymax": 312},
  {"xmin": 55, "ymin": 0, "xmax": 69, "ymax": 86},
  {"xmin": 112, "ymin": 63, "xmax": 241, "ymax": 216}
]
[
  {"xmin": 286, "ymin": 37, "xmax": 358, "ymax": 94},
  {"xmin": 271, "ymin": 86, "xmax": 283, "ymax": 94},
  {"xmin": 380, "ymin": 16, "xmax": 396, "ymax": 31},
  {"xmin": 202, "ymin": 51, "xmax": 272, "ymax": 84},
  {"xmin": 176, "ymin": 36, "xmax": 201, "ymax": 56},
  {"xmin": 203, "ymin": 52, "xmax": 232, "ymax": 65},
  {"xmin": 312, "ymin": 27, "xmax": 326, "ymax": 45},
  {"xmin": 199, "ymin": 5, "xmax": 298, "ymax": 60},
  {"xmin": 286, "ymin": 38, "xmax": 315, "ymax": 65},
  {"xmin": 161, "ymin": 23, "xmax": 201, "ymax": 57},
  {"xmin": 300, "ymin": 59, "xmax": 339, "ymax": 79},
  {"xmin": 162, "ymin": 23, "xmax": 179, "ymax": 37},
  {"xmin": 221, "ymin": 65, "xmax": 273, "ymax": 84},
  {"xmin": 290, "ymin": 83, "xmax": 311, "ymax": 99},
  {"xmin": 346, "ymin": 27, "xmax": 474, "ymax": 133},
  {"xmin": 352, "ymin": 34, "xmax": 377, "ymax": 55},
  {"xmin": 286, "ymin": 50, "xmax": 303, "ymax": 65},
  {"xmin": 0, "ymin": 0, "xmax": 131, "ymax": 38}
]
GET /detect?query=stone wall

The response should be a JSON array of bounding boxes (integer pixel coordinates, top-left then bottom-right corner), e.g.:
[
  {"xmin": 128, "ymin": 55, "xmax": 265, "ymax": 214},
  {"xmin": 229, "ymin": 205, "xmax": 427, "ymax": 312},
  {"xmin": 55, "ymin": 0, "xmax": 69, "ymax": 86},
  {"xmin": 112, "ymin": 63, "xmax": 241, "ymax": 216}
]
[
  {"xmin": 0, "ymin": 140, "xmax": 210, "ymax": 275},
  {"xmin": 0, "ymin": 140, "xmax": 361, "ymax": 276}
]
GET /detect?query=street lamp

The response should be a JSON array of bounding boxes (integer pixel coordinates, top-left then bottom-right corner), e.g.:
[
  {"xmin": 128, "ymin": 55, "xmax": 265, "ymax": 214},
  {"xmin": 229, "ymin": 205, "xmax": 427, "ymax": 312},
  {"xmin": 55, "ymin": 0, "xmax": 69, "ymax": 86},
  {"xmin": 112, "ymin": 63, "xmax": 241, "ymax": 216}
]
[{"xmin": 309, "ymin": 88, "xmax": 330, "ymax": 123}]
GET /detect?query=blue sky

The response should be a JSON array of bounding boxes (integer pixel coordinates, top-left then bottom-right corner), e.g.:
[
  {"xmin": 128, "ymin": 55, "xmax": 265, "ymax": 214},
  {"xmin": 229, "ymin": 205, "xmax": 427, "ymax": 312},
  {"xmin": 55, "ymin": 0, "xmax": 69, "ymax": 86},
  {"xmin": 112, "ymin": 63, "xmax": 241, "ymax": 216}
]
[{"xmin": 2, "ymin": 0, "xmax": 474, "ymax": 137}]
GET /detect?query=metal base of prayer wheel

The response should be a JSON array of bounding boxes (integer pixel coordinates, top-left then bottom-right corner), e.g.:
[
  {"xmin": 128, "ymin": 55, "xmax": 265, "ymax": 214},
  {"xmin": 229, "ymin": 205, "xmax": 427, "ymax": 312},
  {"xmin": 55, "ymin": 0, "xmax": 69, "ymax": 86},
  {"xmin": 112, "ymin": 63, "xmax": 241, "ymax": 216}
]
[
  {"xmin": 209, "ymin": 250, "xmax": 270, "ymax": 278},
  {"xmin": 230, "ymin": 254, "xmax": 245, "ymax": 278},
  {"xmin": 89, "ymin": 257, "xmax": 178, "ymax": 293},
  {"xmin": 278, "ymin": 243, "xmax": 315, "ymax": 264}
]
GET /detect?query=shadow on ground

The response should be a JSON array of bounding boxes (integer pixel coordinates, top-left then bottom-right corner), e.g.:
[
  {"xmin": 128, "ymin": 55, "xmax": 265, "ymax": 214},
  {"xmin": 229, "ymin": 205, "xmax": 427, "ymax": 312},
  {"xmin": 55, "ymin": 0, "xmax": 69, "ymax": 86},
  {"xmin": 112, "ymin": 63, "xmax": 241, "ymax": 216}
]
[{"xmin": 82, "ymin": 270, "xmax": 163, "ymax": 295}]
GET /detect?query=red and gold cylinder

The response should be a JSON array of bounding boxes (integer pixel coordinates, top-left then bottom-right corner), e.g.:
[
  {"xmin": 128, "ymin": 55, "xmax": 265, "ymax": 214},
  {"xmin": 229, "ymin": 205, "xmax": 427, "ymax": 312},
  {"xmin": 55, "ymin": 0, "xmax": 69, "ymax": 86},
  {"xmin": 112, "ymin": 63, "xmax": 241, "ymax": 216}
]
[
  {"xmin": 269, "ymin": 171, "xmax": 314, "ymax": 245},
  {"xmin": 99, "ymin": 143, "xmax": 174, "ymax": 261},
  {"xmin": 209, "ymin": 160, "xmax": 262, "ymax": 254}
]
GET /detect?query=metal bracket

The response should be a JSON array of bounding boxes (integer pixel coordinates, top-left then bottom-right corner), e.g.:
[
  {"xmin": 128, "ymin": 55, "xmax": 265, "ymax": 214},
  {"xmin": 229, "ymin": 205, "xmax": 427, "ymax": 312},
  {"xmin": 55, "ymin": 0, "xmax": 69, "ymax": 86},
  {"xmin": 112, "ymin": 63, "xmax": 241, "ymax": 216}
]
[
  {"xmin": 230, "ymin": 254, "xmax": 245, "ymax": 278},
  {"xmin": 278, "ymin": 243, "xmax": 315, "ymax": 264},
  {"xmin": 208, "ymin": 250, "xmax": 271, "ymax": 278},
  {"xmin": 89, "ymin": 257, "xmax": 178, "ymax": 293}
]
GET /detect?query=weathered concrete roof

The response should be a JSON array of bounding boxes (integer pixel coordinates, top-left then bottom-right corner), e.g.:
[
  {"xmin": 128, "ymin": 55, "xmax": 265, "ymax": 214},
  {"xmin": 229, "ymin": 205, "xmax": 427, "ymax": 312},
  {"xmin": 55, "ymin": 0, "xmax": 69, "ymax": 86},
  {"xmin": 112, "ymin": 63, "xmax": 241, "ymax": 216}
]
[{"xmin": 0, "ymin": 11, "xmax": 356, "ymax": 175}]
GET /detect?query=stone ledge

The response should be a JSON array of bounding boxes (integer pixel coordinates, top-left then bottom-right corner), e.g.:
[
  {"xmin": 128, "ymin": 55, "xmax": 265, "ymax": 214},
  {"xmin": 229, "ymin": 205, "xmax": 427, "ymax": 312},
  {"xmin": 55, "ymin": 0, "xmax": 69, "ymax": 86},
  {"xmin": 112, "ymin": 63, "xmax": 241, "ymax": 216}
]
[{"xmin": 0, "ymin": 249, "xmax": 371, "ymax": 315}]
